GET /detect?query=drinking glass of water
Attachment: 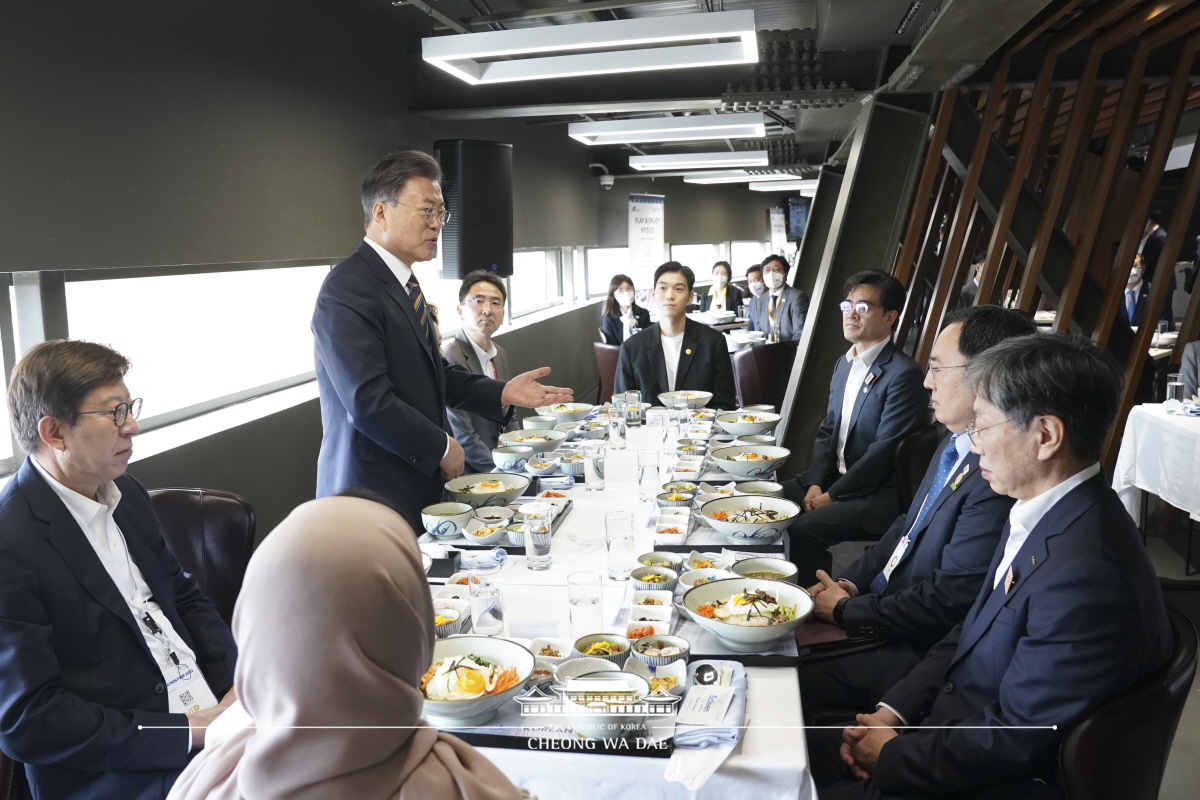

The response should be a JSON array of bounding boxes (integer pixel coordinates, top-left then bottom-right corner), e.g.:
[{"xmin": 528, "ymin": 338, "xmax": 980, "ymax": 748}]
[
  {"xmin": 605, "ymin": 511, "xmax": 636, "ymax": 581},
  {"xmin": 638, "ymin": 449, "xmax": 660, "ymax": 502},
  {"xmin": 467, "ymin": 562, "xmax": 505, "ymax": 635},
  {"xmin": 520, "ymin": 502, "xmax": 554, "ymax": 570},
  {"xmin": 583, "ymin": 442, "xmax": 606, "ymax": 491},
  {"xmin": 625, "ymin": 390, "xmax": 643, "ymax": 427},
  {"xmin": 608, "ymin": 406, "xmax": 627, "ymax": 450},
  {"xmin": 1166, "ymin": 372, "xmax": 1186, "ymax": 403},
  {"xmin": 567, "ymin": 571, "xmax": 604, "ymax": 638}
]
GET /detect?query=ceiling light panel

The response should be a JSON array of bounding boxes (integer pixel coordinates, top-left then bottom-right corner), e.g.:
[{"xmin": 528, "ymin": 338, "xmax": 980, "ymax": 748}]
[
  {"xmin": 628, "ymin": 151, "xmax": 770, "ymax": 171},
  {"xmin": 423, "ymin": 11, "xmax": 758, "ymax": 85},
  {"xmin": 569, "ymin": 113, "xmax": 766, "ymax": 145},
  {"xmin": 683, "ymin": 170, "xmax": 807, "ymax": 185},
  {"xmin": 748, "ymin": 180, "xmax": 819, "ymax": 192}
]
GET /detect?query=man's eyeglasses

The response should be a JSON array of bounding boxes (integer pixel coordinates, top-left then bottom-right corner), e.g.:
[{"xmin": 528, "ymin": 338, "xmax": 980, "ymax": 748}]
[
  {"xmin": 925, "ymin": 363, "xmax": 966, "ymax": 380},
  {"xmin": 385, "ymin": 199, "xmax": 451, "ymax": 226},
  {"xmin": 464, "ymin": 296, "xmax": 504, "ymax": 311},
  {"xmin": 965, "ymin": 417, "xmax": 1011, "ymax": 447},
  {"xmin": 78, "ymin": 398, "xmax": 143, "ymax": 427},
  {"xmin": 839, "ymin": 300, "xmax": 878, "ymax": 315}
]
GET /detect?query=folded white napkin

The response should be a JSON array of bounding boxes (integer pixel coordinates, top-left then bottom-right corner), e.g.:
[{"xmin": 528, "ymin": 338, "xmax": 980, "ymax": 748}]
[{"xmin": 673, "ymin": 660, "xmax": 747, "ymax": 747}]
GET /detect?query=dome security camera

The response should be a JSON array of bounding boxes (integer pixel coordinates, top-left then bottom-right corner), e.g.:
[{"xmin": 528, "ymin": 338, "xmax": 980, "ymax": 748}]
[{"xmin": 599, "ymin": 175, "xmax": 615, "ymax": 190}]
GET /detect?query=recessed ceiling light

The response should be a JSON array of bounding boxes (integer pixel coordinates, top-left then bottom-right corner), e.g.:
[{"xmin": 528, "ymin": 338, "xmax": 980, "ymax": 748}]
[
  {"xmin": 748, "ymin": 180, "xmax": 819, "ymax": 192},
  {"xmin": 683, "ymin": 170, "xmax": 806, "ymax": 185},
  {"xmin": 628, "ymin": 151, "xmax": 770, "ymax": 170},
  {"xmin": 423, "ymin": 11, "xmax": 758, "ymax": 85},
  {"xmin": 568, "ymin": 113, "xmax": 767, "ymax": 145}
]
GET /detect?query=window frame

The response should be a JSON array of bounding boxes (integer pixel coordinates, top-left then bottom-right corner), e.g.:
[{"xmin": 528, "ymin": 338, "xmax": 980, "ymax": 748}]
[{"xmin": 508, "ymin": 247, "xmax": 565, "ymax": 320}]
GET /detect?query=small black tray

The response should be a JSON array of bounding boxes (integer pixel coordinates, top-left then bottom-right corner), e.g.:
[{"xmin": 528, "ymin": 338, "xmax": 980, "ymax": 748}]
[{"xmin": 453, "ymin": 498, "xmax": 573, "ymax": 554}]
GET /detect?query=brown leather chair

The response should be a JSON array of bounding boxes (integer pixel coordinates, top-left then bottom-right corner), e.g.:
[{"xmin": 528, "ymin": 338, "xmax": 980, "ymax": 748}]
[
  {"xmin": 1058, "ymin": 604, "xmax": 1197, "ymax": 800},
  {"xmin": 149, "ymin": 488, "xmax": 256, "ymax": 629},
  {"xmin": 893, "ymin": 422, "xmax": 944, "ymax": 509},
  {"xmin": 730, "ymin": 340, "xmax": 798, "ymax": 409},
  {"xmin": 594, "ymin": 342, "xmax": 621, "ymax": 405}
]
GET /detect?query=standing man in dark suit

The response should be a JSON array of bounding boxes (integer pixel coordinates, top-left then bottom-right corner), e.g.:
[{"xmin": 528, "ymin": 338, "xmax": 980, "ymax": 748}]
[
  {"xmin": 1117, "ymin": 252, "xmax": 1151, "ymax": 329},
  {"xmin": 953, "ymin": 252, "xmax": 986, "ymax": 311},
  {"xmin": 0, "ymin": 341, "xmax": 238, "ymax": 800},
  {"xmin": 615, "ymin": 262, "xmax": 737, "ymax": 409},
  {"xmin": 812, "ymin": 334, "xmax": 1172, "ymax": 799},
  {"xmin": 785, "ymin": 270, "xmax": 930, "ymax": 582},
  {"xmin": 801, "ymin": 306, "xmax": 1036, "ymax": 714},
  {"xmin": 442, "ymin": 270, "xmax": 518, "ymax": 474},
  {"xmin": 753, "ymin": 255, "xmax": 809, "ymax": 341},
  {"xmin": 1139, "ymin": 210, "xmax": 1174, "ymax": 330},
  {"xmin": 312, "ymin": 151, "xmax": 571, "ymax": 524}
]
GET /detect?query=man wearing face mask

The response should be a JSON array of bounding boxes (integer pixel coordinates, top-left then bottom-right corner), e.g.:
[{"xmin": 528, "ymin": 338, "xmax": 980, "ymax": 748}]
[
  {"xmin": 1118, "ymin": 253, "xmax": 1150, "ymax": 329},
  {"xmin": 745, "ymin": 265, "xmax": 767, "ymax": 331},
  {"xmin": 751, "ymin": 255, "xmax": 809, "ymax": 342},
  {"xmin": 699, "ymin": 261, "xmax": 746, "ymax": 313}
]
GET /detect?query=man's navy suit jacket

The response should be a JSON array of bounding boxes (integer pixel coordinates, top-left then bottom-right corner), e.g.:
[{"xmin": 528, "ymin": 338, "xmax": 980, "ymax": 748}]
[
  {"xmin": 873, "ymin": 473, "xmax": 1171, "ymax": 795},
  {"xmin": 797, "ymin": 339, "xmax": 929, "ymax": 500},
  {"xmin": 0, "ymin": 458, "xmax": 236, "ymax": 800},
  {"xmin": 839, "ymin": 434, "xmax": 1014, "ymax": 650},
  {"xmin": 614, "ymin": 318, "xmax": 738, "ymax": 410},
  {"xmin": 313, "ymin": 241, "xmax": 507, "ymax": 524}
]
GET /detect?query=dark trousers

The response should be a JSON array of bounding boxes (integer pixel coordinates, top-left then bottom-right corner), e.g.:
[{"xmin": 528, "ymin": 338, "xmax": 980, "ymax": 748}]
[
  {"xmin": 807, "ymin": 727, "xmax": 1064, "ymax": 800},
  {"xmin": 782, "ymin": 478, "xmax": 902, "ymax": 585},
  {"xmin": 800, "ymin": 642, "xmax": 922, "ymax": 722}
]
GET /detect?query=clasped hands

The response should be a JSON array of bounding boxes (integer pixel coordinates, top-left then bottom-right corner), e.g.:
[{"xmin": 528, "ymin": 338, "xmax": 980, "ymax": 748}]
[
  {"xmin": 839, "ymin": 708, "xmax": 901, "ymax": 779},
  {"xmin": 802, "ymin": 484, "xmax": 832, "ymax": 512},
  {"xmin": 807, "ymin": 570, "xmax": 857, "ymax": 624}
]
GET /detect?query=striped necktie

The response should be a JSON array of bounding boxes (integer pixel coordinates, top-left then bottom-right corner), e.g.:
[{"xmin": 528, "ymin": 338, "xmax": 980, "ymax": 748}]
[
  {"xmin": 405, "ymin": 276, "xmax": 439, "ymax": 353},
  {"xmin": 869, "ymin": 436, "xmax": 961, "ymax": 594}
]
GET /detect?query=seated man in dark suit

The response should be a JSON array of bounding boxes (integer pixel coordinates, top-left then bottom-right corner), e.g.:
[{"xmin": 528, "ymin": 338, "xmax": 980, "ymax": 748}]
[
  {"xmin": 785, "ymin": 270, "xmax": 930, "ymax": 582},
  {"xmin": 753, "ymin": 254, "xmax": 809, "ymax": 341},
  {"xmin": 801, "ymin": 306, "xmax": 1036, "ymax": 714},
  {"xmin": 744, "ymin": 264, "xmax": 766, "ymax": 332},
  {"xmin": 615, "ymin": 261, "xmax": 737, "ymax": 410},
  {"xmin": 442, "ymin": 270, "xmax": 518, "ymax": 474},
  {"xmin": 0, "ymin": 340, "xmax": 238, "ymax": 800},
  {"xmin": 811, "ymin": 333, "xmax": 1172, "ymax": 800}
]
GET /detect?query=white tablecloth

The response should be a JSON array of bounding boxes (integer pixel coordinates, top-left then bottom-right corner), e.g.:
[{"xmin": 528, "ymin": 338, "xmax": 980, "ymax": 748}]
[
  {"xmin": 1113, "ymin": 404, "xmax": 1200, "ymax": 523},
  {"xmin": 429, "ymin": 427, "xmax": 814, "ymax": 800}
]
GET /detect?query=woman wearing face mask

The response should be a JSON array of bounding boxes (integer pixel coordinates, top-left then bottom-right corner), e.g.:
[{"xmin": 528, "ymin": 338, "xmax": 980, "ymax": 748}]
[
  {"xmin": 751, "ymin": 255, "xmax": 809, "ymax": 342},
  {"xmin": 698, "ymin": 261, "xmax": 747, "ymax": 313},
  {"xmin": 601, "ymin": 274, "xmax": 652, "ymax": 344}
]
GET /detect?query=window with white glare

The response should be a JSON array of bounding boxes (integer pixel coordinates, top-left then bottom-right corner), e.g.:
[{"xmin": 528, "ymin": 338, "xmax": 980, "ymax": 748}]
[
  {"xmin": 509, "ymin": 250, "xmax": 562, "ymax": 316},
  {"xmin": 65, "ymin": 266, "xmax": 330, "ymax": 421},
  {"xmin": 586, "ymin": 248, "xmax": 631, "ymax": 298},
  {"xmin": 669, "ymin": 244, "xmax": 723, "ymax": 278},
  {"xmin": 731, "ymin": 241, "xmax": 770, "ymax": 277}
]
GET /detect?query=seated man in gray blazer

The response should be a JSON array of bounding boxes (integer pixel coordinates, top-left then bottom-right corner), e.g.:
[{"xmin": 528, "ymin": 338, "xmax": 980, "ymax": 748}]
[
  {"xmin": 1181, "ymin": 339, "xmax": 1199, "ymax": 399},
  {"xmin": 442, "ymin": 270, "xmax": 517, "ymax": 474},
  {"xmin": 753, "ymin": 254, "xmax": 809, "ymax": 341}
]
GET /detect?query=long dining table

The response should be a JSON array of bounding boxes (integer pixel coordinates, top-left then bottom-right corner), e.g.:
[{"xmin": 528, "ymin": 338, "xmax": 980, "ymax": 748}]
[{"xmin": 423, "ymin": 425, "xmax": 815, "ymax": 800}]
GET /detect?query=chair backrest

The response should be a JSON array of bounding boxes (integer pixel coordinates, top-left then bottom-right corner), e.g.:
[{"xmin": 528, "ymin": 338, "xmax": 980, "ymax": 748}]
[
  {"xmin": 893, "ymin": 422, "xmax": 943, "ymax": 509},
  {"xmin": 0, "ymin": 749, "xmax": 28, "ymax": 800},
  {"xmin": 1059, "ymin": 604, "xmax": 1198, "ymax": 800},
  {"xmin": 594, "ymin": 342, "xmax": 621, "ymax": 405},
  {"xmin": 730, "ymin": 341, "xmax": 798, "ymax": 409},
  {"xmin": 149, "ymin": 488, "xmax": 256, "ymax": 628}
]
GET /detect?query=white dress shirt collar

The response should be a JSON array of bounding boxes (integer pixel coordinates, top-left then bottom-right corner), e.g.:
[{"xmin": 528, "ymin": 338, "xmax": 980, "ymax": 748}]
[
  {"xmin": 1127, "ymin": 279, "xmax": 1143, "ymax": 295},
  {"xmin": 993, "ymin": 463, "xmax": 1101, "ymax": 588},
  {"xmin": 844, "ymin": 336, "xmax": 890, "ymax": 366},
  {"xmin": 31, "ymin": 456, "xmax": 122, "ymax": 529},
  {"xmin": 466, "ymin": 333, "xmax": 498, "ymax": 378},
  {"xmin": 363, "ymin": 236, "xmax": 412, "ymax": 286}
]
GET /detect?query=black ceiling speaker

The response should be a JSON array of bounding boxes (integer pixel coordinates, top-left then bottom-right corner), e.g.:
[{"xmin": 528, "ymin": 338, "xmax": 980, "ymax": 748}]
[{"xmin": 434, "ymin": 139, "xmax": 513, "ymax": 279}]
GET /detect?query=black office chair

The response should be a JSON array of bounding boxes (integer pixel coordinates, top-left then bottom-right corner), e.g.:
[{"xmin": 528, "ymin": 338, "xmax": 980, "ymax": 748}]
[{"xmin": 1058, "ymin": 604, "xmax": 1198, "ymax": 800}]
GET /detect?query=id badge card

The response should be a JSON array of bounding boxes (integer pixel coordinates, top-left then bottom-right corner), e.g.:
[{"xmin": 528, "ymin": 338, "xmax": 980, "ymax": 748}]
[{"xmin": 164, "ymin": 654, "xmax": 219, "ymax": 716}]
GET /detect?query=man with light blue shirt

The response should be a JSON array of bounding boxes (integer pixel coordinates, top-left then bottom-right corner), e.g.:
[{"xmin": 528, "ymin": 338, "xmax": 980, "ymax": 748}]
[
  {"xmin": 812, "ymin": 333, "xmax": 1171, "ymax": 800},
  {"xmin": 801, "ymin": 306, "xmax": 1034, "ymax": 717}
]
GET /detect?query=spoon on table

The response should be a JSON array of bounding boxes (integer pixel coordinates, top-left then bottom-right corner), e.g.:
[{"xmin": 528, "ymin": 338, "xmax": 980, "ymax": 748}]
[{"xmin": 693, "ymin": 664, "xmax": 718, "ymax": 685}]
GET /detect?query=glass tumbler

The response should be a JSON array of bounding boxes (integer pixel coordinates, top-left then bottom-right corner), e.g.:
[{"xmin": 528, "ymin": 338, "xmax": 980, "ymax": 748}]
[
  {"xmin": 605, "ymin": 511, "xmax": 636, "ymax": 581},
  {"xmin": 583, "ymin": 442, "xmax": 607, "ymax": 491},
  {"xmin": 625, "ymin": 390, "xmax": 643, "ymax": 427},
  {"xmin": 638, "ymin": 449, "xmax": 660, "ymax": 502},
  {"xmin": 567, "ymin": 571, "xmax": 604, "ymax": 638},
  {"xmin": 467, "ymin": 562, "xmax": 505, "ymax": 635}
]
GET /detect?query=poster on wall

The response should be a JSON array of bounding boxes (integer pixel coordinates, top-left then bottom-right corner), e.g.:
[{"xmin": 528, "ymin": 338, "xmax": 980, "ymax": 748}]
[
  {"xmin": 769, "ymin": 208, "xmax": 788, "ymax": 258},
  {"xmin": 628, "ymin": 193, "xmax": 665, "ymax": 288}
]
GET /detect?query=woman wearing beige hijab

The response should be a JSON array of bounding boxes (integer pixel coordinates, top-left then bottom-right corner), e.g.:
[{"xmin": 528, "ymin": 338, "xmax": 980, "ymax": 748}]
[{"xmin": 168, "ymin": 496, "xmax": 522, "ymax": 800}]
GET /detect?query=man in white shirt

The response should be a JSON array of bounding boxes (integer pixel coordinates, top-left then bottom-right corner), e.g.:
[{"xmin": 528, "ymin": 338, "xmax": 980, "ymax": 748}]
[
  {"xmin": 312, "ymin": 151, "xmax": 572, "ymax": 524},
  {"xmin": 786, "ymin": 270, "xmax": 929, "ymax": 583},
  {"xmin": 0, "ymin": 340, "xmax": 239, "ymax": 800},
  {"xmin": 813, "ymin": 333, "xmax": 1171, "ymax": 800},
  {"xmin": 443, "ymin": 270, "xmax": 518, "ymax": 474},
  {"xmin": 614, "ymin": 262, "xmax": 737, "ymax": 409}
]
